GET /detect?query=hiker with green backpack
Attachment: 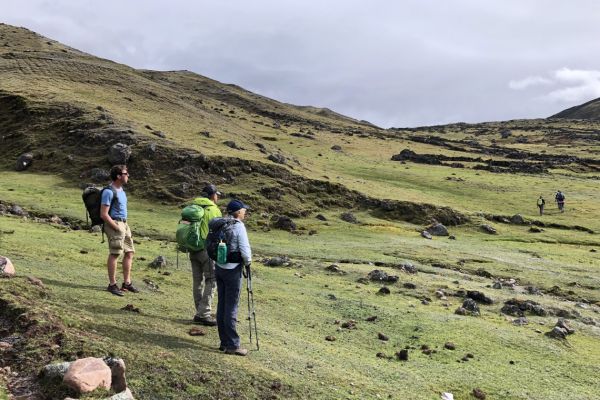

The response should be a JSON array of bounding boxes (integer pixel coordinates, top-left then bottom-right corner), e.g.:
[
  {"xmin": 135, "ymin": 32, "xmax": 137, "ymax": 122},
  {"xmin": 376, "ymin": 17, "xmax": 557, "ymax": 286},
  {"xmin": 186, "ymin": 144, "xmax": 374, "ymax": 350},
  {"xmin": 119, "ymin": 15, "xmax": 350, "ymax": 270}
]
[{"xmin": 177, "ymin": 184, "xmax": 222, "ymax": 326}]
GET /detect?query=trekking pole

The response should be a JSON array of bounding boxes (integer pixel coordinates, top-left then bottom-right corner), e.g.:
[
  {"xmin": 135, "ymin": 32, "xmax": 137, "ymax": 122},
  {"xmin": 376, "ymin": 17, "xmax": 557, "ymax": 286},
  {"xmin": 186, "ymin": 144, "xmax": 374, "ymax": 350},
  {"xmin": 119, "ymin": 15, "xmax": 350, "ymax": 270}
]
[{"xmin": 245, "ymin": 265, "xmax": 259, "ymax": 350}]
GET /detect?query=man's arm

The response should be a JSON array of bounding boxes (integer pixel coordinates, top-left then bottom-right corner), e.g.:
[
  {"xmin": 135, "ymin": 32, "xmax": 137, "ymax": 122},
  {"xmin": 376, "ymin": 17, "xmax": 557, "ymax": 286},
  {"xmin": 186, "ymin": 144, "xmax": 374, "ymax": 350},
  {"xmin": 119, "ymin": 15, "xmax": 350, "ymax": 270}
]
[
  {"xmin": 100, "ymin": 204, "xmax": 120, "ymax": 231},
  {"xmin": 237, "ymin": 226, "xmax": 252, "ymax": 266}
]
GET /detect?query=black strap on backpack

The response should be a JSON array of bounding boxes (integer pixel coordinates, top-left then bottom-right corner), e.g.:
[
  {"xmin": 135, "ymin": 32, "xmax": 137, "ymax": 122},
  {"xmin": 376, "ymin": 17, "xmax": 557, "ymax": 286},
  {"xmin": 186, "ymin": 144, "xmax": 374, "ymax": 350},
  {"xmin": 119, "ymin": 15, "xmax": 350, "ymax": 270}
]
[{"xmin": 100, "ymin": 186, "xmax": 119, "ymax": 243}]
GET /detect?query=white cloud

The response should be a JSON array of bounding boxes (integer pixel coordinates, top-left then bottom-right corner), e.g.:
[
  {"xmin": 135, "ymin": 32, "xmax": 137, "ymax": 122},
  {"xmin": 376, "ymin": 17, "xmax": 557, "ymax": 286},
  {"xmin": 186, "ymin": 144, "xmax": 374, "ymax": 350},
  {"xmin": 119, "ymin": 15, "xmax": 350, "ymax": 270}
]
[
  {"xmin": 509, "ymin": 76, "xmax": 553, "ymax": 90},
  {"xmin": 512, "ymin": 68, "xmax": 600, "ymax": 104}
]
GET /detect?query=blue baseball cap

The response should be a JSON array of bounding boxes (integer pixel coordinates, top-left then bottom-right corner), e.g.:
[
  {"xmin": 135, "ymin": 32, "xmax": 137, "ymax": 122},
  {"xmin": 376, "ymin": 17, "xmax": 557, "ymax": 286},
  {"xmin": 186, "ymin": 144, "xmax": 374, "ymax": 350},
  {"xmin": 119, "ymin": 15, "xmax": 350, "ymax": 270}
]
[{"xmin": 226, "ymin": 199, "xmax": 250, "ymax": 214}]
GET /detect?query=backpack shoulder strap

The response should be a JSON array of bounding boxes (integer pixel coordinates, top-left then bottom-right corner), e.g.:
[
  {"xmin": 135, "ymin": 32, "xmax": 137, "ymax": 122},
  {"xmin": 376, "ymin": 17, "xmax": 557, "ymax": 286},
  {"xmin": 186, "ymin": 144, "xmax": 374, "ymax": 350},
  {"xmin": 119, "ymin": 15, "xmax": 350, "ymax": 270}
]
[{"xmin": 101, "ymin": 186, "xmax": 119, "ymax": 216}]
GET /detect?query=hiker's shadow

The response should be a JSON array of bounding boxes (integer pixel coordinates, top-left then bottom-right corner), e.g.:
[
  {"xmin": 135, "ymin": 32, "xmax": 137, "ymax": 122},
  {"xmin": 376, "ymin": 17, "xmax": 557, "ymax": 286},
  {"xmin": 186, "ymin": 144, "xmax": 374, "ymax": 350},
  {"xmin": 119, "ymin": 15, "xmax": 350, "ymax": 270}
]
[{"xmin": 42, "ymin": 277, "xmax": 103, "ymax": 292}]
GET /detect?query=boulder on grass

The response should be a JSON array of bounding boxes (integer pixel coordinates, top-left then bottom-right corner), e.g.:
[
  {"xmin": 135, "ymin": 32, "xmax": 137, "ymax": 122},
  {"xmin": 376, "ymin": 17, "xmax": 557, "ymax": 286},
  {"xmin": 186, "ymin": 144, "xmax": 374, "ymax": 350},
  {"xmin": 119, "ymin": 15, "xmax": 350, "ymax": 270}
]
[
  {"xmin": 0, "ymin": 256, "xmax": 15, "ymax": 277},
  {"xmin": 426, "ymin": 223, "xmax": 449, "ymax": 236},
  {"xmin": 15, "ymin": 153, "xmax": 33, "ymax": 171},
  {"xmin": 63, "ymin": 357, "xmax": 112, "ymax": 394}
]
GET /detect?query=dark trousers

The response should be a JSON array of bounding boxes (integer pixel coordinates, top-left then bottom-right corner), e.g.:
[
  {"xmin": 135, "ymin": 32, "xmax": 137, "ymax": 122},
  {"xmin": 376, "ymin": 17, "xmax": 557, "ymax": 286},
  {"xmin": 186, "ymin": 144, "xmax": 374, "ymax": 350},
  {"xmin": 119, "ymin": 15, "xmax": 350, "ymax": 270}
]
[{"xmin": 215, "ymin": 264, "xmax": 242, "ymax": 350}]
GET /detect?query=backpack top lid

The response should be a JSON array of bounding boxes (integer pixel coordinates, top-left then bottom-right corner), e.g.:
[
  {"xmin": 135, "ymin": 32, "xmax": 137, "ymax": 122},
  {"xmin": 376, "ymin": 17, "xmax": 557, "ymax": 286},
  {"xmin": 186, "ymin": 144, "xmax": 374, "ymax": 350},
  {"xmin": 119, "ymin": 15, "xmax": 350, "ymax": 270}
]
[{"xmin": 181, "ymin": 204, "xmax": 205, "ymax": 222}]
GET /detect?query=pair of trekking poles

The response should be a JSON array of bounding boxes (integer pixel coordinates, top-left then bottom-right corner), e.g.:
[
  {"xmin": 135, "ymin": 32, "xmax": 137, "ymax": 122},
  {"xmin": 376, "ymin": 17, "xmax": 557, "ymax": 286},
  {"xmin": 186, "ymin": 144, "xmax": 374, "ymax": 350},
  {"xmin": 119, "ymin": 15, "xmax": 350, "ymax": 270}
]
[{"xmin": 243, "ymin": 264, "xmax": 260, "ymax": 351}]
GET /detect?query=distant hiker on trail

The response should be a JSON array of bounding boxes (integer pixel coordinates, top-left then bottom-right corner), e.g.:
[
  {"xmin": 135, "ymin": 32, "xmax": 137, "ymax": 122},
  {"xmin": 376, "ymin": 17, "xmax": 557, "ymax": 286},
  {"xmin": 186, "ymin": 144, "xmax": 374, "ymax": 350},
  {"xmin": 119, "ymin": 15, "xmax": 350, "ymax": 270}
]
[
  {"xmin": 555, "ymin": 191, "xmax": 565, "ymax": 213},
  {"xmin": 189, "ymin": 184, "xmax": 222, "ymax": 326},
  {"xmin": 101, "ymin": 165, "xmax": 138, "ymax": 296},
  {"xmin": 537, "ymin": 195, "xmax": 545, "ymax": 216},
  {"xmin": 208, "ymin": 199, "xmax": 252, "ymax": 356}
]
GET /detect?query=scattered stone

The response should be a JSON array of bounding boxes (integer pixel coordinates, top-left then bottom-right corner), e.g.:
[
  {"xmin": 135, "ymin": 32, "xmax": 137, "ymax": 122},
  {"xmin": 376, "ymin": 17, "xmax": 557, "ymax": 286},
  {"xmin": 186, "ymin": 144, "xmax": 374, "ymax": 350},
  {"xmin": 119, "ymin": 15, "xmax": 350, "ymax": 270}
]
[
  {"xmin": 427, "ymin": 223, "xmax": 449, "ymax": 236},
  {"xmin": 149, "ymin": 256, "xmax": 167, "ymax": 269},
  {"xmin": 103, "ymin": 357, "xmax": 127, "ymax": 393},
  {"xmin": 376, "ymin": 352, "xmax": 389, "ymax": 359},
  {"xmin": 340, "ymin": 212, "xmax": 358, "ymax": 224},
  {"xmin": 108, "ymin": 143, "xmax": 132, "ymax": 165},
  {"xmin": 529, "ymin": 226, "xmax": 544, "ymax": 233},
  {"xmin": 492, "ymin": 282, "xmax": 502, "ymax": 289},
  {"xmin": 325, "ymin": 335, "xmax": 336, "ymax": 342},
  {"xmin": 26, "ymin": 276, "xmax": 44, "ymax": 288},
  {"xmin": 472, "ymin": 388, "xmax": 486, "ymax": 399},
  {"xmin": 501, "ymin": 299, "xmax": 547, "ymax": 317},
  {"xmin": 188, "ymin": 327, "xmax": 206, "ymax": 336},
  {"xmin": 341, "ymin": 320, "xmax": 357, "ymax": 329},
  {"xmin": 421, "ymin": 299, "xmax": 430, "ymax": 305},
  {"xmin": 63, "ymin": 357, "xmax": 112, "ymax": 394},
  {"xmin": 525, "ymin": 286, "xmax": 542, "ymax": 295},
  {"xmin": 268, "ymin": 153, "xmax": 286, "ymax": 164},
  {"xmin": 142, "ymin": 278, "xmax": 159, "ymax": 291},
  {"xmin": 89, "ymin": 168, "xmax": 110, "ymax": 182},
  {"xmin": 396, "ymin": 262, "xmax": 418, "ymax": 274},
  {"xmin": 315, "ymin": 214, "xmax": 327, "ymax": 221},
  {"xmin": 223, "ymin": 140, "xmax": 241, "ymax": 149},
  {"xmin": 325, "ymin": 264, "xmax": 346, "ymax": 274},
  {"xmin": 121, "ymin": 304, "xmax": 140, "ymax": 313},
  {"xmin": 556, "ymin": 319, "xmax": 575, "ymax": 334},
  {"xmin": 109, "ymin": 388, "xmax": 134, "ymax": 400},
  {"xmin": 441, "ymin": 393, "xmax": 454, "ymax": 400},
  {"xmin": 480, "ymin": 224, "xmax": 497, "ymax": 234},
  {"xmin": 15, "ymin": 152, "xmax": 34, "ymax": 171},
  {"xmin": 378, "ymin": 332, "xmax": 389, "ymax": 341},
  {"xmin": 510, "ymin": 214, "xmax": 525, "ymax": 225},
  {"xmin": 395, "ymin": 349, "xmax": 409, "ymax": 361},
  {"xmin": 455, "ymin": 299, "xmax": 480, "ymax": 316},
  {"xmin": 421, "ymin": 231, "xmax": 433, "ymax": 240},
  {"xmin": 444, "ymin": 342, "xmax": 456, "ymax": 350},
  {"xmin": 89, "ymin": 225, "xmax": 102, "ymax": 233},
  {"xmin": 435, "ymin": 290, "xmax": 446, "ymax": 298},
  {"xmin": 331, "ymin": 145, "xmax": 342, "ymax": 151},
  {"xmin": 367, "ymin": 270, "xmax": 398, "ymax": 283},
  {"xmin": 590, "ymin": 249, "xmax": 597, "ymax": 253},
  {"xmin": 8, "ymin": 205, "xmax": 26, "ymax": 216},
  {"xmin": 513, "ymin": 317, "xmax": 528, "ymax": 326},
  {"xmin": 0, "ymin": 256, "xmax": 15, "ymax": 277},
  {"xmin": 403, "ymin": 282, "xmax": 417, "ymax": 289},
  {"xmin": 466, "ymin": 291, "xmax": 493, "ymax": 304},
  {"xmin": 41, "ymin": 361, "xmax": 72, "ymax": 380},
  {"xmin": 546, "ymin": 326, "xmax": 568, "ymax": 339},
  {"xmin": 475, "ymin": 268, "xmax": 493, "ymax": 278},
  {"xmin": 448, "ymin": 235, "xmax": 456, "ymax": 240},
  {"xmin": 365, "ymin": 316, "xmax": 378, "ymax": 322},
  {"xmin": 272, "ymin": 215, "xmax": 297, "ymax": 231},
  {"xmin": 264, "ymin": 256, "xmax": 289, "ymax": 267},
  {"xmin": 377, "ymin": 286, "xmax": 391, "ymax": 295},
  {"xmin": 152, "ymin": 130, "xmax": 166, "ymax": 138}
]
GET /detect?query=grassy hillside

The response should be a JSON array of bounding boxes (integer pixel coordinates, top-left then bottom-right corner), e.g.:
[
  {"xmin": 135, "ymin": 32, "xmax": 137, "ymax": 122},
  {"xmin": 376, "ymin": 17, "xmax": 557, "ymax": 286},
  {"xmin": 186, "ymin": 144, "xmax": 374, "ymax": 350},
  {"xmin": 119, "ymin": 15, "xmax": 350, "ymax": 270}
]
[{"xmin": 1, "ymin": 24, "xmax": 600, "ymax": 399}]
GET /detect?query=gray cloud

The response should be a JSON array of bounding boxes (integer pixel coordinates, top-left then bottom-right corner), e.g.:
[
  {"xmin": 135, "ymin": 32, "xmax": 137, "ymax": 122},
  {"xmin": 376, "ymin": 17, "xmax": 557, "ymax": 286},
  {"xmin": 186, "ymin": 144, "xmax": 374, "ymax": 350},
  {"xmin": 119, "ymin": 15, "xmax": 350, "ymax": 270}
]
[{"xmin": 4, "ymin": 0, "xmax": 600, "ymax": 127}]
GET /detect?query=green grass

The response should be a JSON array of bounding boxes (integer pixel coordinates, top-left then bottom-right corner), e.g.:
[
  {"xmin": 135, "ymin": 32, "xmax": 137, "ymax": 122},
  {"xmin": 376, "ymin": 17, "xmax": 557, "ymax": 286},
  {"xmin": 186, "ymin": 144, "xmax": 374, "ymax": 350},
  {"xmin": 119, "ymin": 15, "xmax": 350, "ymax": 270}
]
[{"xmin": 1, "ymin": 173, "xmax": 600, "ymax": 399}]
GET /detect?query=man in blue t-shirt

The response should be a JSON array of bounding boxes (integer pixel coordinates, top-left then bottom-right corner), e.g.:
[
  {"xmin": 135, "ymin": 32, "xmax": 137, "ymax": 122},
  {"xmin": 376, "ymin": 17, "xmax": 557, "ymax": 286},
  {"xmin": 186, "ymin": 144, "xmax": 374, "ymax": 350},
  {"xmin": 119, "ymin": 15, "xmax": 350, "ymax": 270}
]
[{"xmin": 100, "ymin": 165, "xmax": 138, "ymax": 296}]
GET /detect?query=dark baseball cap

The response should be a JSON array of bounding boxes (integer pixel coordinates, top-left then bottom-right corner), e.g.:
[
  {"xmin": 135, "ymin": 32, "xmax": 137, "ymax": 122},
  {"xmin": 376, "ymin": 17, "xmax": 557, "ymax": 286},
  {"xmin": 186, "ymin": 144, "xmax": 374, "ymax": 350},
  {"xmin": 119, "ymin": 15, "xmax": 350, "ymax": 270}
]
[
  {"xmin": 201, "ymin": 184, "xmax": 222, "ymax": 196},
  {"xmin": 226, "ymin": 199, "xmax": 250, "ymax": 214}
]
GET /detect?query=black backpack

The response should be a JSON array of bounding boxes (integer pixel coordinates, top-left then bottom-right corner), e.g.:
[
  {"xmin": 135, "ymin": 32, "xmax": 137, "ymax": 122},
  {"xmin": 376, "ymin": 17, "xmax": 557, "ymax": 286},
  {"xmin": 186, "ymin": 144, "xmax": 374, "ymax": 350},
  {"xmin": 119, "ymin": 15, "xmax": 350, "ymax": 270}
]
[
  {"xmin": 206, "ymin": 218, "xmax": 242, "ymax": 263},
  {"xmin": 82, "ymin": 186, "xmax": 118, "ymax": 227},
  {"xmin": 556, "ymin": 192, "xmax": 565, "ymax": 201}
]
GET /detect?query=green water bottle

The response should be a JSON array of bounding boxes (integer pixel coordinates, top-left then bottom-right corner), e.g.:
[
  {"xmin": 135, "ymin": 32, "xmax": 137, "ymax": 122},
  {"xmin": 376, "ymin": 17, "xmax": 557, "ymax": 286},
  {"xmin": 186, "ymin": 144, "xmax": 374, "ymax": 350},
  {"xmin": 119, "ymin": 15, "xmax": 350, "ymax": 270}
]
[{"xmin": 217, "ymin": 241, "xmax": 227, "ymax": 264}]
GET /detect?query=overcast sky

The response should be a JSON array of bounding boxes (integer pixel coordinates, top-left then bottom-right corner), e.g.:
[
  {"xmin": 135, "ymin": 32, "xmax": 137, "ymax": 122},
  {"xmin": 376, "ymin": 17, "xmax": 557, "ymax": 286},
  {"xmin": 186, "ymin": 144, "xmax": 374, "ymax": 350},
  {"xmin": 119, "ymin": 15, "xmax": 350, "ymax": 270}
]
[{"xmin": 3, "ymin": 1, "xmax": 600, "ymax": 128}]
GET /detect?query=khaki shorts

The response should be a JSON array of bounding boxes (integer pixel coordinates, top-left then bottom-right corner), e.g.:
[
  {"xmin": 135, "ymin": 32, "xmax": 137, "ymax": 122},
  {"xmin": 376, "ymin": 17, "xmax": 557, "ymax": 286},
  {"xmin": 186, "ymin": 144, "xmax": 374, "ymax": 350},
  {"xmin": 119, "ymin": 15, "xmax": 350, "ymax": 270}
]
[{"xmin": 104, "ymin": 221, "xmax": 135, "ymax": 256}]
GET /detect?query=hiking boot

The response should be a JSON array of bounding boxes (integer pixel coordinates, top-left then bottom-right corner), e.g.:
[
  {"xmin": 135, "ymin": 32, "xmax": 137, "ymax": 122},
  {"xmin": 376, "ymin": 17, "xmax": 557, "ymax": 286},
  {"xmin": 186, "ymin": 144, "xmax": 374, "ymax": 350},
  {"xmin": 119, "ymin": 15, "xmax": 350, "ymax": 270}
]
[
  {"xmin": 225, "ymin": 347, "xmax": 248, "ymax": 356},
  {"xmin": 193, "ymin": 316, "xmax": 217, "ymax": 326},
  {"xmin": 121, "ymin": 282, "xmax": 139, "ymax": 293},
  {"xmin": 107, "ymin": 284, "xmax": 125, "ymax": 297}
]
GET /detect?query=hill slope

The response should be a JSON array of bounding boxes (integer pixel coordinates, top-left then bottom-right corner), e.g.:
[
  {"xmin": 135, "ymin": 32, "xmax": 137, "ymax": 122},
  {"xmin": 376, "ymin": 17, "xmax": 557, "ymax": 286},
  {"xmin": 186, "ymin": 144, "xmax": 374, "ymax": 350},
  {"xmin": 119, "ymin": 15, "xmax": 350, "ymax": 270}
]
[
  {"xmin": 1, "ymin": 23, "xmax": 600, "ymax": 400},
  {"xmin": 550, "ymin": 97, "xmax": 600, "ymax": 120}
]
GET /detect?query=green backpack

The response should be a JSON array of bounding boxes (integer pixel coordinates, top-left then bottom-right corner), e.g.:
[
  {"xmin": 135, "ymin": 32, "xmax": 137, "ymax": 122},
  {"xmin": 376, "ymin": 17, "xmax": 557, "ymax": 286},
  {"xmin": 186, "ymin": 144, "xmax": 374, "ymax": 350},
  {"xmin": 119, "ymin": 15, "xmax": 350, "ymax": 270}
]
[{"xmin": 176, "ymin": 205, "xmax": 206, "ymax": 252}]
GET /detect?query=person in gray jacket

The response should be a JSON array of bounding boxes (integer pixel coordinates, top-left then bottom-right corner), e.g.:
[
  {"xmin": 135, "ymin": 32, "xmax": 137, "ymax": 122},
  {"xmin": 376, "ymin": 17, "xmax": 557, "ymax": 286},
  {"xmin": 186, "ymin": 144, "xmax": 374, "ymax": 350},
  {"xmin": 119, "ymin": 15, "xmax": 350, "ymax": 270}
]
[{"xmin": 216, "ymin": 199, "xmax": 252, "ymax": 356}]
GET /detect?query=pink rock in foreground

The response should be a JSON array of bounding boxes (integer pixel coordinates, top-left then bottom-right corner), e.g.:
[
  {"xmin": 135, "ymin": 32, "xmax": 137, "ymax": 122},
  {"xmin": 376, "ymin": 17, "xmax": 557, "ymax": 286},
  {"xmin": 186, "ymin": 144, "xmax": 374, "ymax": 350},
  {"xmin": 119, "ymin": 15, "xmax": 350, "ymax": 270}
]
[{"xmin": 63, "ymin": 357, "xmax": 112, "ymax": 394}]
